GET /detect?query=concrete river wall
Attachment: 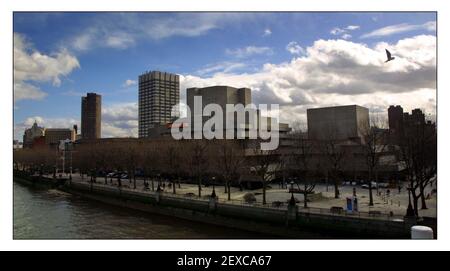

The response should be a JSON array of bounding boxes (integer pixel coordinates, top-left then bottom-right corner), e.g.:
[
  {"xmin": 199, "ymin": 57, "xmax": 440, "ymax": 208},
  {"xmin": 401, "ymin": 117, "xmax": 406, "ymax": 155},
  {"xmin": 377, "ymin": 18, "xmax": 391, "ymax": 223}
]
[{"xmin": 14, "ymin": 174, "xmax": 419, "ymax": 238}]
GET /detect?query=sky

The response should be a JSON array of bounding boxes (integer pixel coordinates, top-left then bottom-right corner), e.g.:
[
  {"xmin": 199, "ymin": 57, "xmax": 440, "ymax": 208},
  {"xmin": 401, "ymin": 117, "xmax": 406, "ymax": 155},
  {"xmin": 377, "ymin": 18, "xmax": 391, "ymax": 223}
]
[{"xmin": 13, "ymin": 12, "xmax": 437, "ymax": 140}]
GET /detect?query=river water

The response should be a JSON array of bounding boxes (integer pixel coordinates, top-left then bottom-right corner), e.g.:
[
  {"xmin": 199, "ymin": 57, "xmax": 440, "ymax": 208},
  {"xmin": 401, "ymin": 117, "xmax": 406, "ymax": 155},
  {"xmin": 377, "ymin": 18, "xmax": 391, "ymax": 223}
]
[{"xmin": 13, "ymin": 181, "xmax": 271, "ymax": 239}]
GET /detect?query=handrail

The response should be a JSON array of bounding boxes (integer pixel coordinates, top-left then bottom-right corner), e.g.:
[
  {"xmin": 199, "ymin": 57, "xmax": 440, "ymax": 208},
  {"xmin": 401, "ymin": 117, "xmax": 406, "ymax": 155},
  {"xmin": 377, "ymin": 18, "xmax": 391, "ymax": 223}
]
[{"xmin": 68, "ymin": 179, "xmax": 405, "ymax": 221}]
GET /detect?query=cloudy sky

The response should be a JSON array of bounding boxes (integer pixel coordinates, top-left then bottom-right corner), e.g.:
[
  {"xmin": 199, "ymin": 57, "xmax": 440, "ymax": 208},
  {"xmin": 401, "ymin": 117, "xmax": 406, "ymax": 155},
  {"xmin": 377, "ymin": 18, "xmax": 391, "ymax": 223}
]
[{"xmin": 13, "ymin": 12, "xmax": 436, "ymax": 140}]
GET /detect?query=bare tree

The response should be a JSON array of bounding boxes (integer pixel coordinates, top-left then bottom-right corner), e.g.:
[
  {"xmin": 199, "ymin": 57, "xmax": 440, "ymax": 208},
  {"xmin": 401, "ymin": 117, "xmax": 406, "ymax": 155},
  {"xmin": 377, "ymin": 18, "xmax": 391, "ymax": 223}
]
[
  {"xmin": 214, "ymin": 140, "xmax": 245, "ymax": 201},
  {"xmin": 359, "ymin": 117, "xmax": 389, "ymax": 206},
  {"xmin": 188, "ymin": 140, "xmax": 209, "ymax": 197},
  {"xmin": 142, "ymin": 143, "xmax": 160, "ymax": 191},
  {"xmin": 400, "ymin": 121, "xmax": 437, "ymax": 216},
  {"xmin": 291, "ymin": 129, "xmax": 315, "ymax": 207},
  {"xmin": 251, "ymin": 146, "xmax": 279, "ymax": 205},
  {"xmin": 123, "ymin": 143, "xmax": 140, "ymax": 189},
  {"xmin": 165, "ymin": 141, "xmax": 182, "ymax": 194},
  {"xmin": 320, "ymin": 133, "xmax": 346, "ymax": 199}
]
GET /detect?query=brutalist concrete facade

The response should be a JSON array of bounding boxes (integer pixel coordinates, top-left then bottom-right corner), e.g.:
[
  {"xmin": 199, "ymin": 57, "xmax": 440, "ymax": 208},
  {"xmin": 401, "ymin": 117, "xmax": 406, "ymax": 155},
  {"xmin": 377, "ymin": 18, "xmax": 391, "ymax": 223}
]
[{"xmin": 307, "ymin": 105, "xmax": 369, "ymax": 141}]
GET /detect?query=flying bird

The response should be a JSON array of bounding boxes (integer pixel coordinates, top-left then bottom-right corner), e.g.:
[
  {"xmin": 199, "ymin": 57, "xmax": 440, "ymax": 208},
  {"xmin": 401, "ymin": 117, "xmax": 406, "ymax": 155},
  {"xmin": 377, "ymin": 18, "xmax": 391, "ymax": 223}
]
[{"xmin": 385, "ymin": 49, "xmax": 395, "ymax": 62}]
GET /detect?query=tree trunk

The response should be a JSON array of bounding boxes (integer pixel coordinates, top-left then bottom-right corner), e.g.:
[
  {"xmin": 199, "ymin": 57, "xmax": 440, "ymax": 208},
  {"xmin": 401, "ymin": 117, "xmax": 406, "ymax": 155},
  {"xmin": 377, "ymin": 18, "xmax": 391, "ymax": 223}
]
[
  {"xmin": 304, "ymin": 183, "xmax": 308, "ymax": 208},
  {"xmin": 173, "ymin": 178, "xmax": 176, "ymax": 194},
  {"xmin": 334, "ymin": 180, "xmax": 339, "ymax": 199},
  {"xmin": 198, "ymin": 175, "xmax": 202, "ymax": 197},
  {"xmin": 227, "ymin": 181, "xmax": 231, "ymax": 201},
  {"xmin": 133, "ymin": 175, "xmax": 136, "ymax": 189},
  {"xmin": 368, "ymin": 170, "xmax": 374, "ymax": 206},
  {"xmin": 420, "ymin": 182, "xmax": 427, "ymax": 209},
  {"xmin": 413, "ymin": 196, "xmax": 419, "ymax": 217},
  {"xmin": 262, "ymin": 181, "xmax": 266, "ymax": 205}
]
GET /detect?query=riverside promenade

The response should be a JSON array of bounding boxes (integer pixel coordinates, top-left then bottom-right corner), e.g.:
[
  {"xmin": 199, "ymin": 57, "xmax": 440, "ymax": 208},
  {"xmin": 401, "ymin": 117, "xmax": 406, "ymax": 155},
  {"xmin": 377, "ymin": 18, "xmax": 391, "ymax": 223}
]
[{"xmin": 15, "ymin": 172, "xmax": 437, "ymax": 238}]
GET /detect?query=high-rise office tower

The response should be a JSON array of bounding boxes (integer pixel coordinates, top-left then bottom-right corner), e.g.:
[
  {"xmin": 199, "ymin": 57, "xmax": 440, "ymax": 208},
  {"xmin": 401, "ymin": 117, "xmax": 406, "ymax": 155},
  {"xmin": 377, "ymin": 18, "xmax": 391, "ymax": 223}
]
[
  {"xmin": 81, "ymin": 92, "xmax": 101, "ymax": 139},
  {"xmin": 139, "ymin": 71, "xmax": 179, "ymax": 138}
]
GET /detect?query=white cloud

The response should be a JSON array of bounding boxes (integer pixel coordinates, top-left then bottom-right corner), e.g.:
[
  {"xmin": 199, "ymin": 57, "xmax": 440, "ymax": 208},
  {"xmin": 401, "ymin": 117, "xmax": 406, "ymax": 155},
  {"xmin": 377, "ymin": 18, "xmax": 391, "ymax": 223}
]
[
  {"xmin": 101, "ymin": 102, "xmax": 138, "ymax": 137},
  {"xmin": 14, "ymin": 33, "xmax": 80, "ymax": 102},
  {"xmin": 196, "ymin": 61, "xmax": 246, "ymax": 76},
  {"xmin": 14, "ymin": 82, "xmax": 47, "ymax": 101},
  {"xmin": 361, "ymin": 21, "xmax": 436, "ymax": 38},
  {"xmin": 178, "ymin": 35, "xmax": 436, "ymax": 125},
  {"xmin": 346, "ymin": 25, "xmax": 360, "ymax": 30},
  {"xmin": 286, "ymin": 42, "xmax": 306, "ymax": 55},
  {"xmin": 106, "ymin": 32, "xmax": 135, "ymax": 49},
  {"xmin": 341, "ymin": 34, "xmax": 352, "ymax": 40},
  {"xmin": 331, "ymin": 25, "xmax": 359, "ymax": 40},
  {"xmin": 123, "ymin": 79, "xmax": 137, "ymax": 87},
  {"xmin": 263, "ymin": 28, "xmax": 272, "ymax": 37},
  {"xmin": 330, "ymin": 27, "xmax": 346, "ymax": 35},
  {"xmin": 225, "ymin": 46, "xmax": 273, "ymax": 58},
  {"xmin": 67, "ymin": 13, "xmax": 263, "ymax": 52}
]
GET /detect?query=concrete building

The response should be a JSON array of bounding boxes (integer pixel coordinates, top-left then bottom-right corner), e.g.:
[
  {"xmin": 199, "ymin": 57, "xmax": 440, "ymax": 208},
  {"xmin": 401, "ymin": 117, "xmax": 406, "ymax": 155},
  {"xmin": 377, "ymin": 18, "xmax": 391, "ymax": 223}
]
[
  {"xmin": 45, "ymin": 128, "xmax": 76, "ymax": 146},
  {"xmin": 187, "ymin": 85, "xmax": 251, "ymax": 111},
  {"xmin": 81, "ymin": 93, "xmax": 101, "ymax": 139},
  {"xmin": 187, "ymin": 86, "xmax": 251, "ymax": 133},
  {"xmin": 139, "ymin": 71, "xmax": 180, "ymax": 138},
  {"xmin": 186, "ymin": 85, "xmax": 290, "ymax": 137},
  {"xmin": 22, "ymin": 121, "xmax": 45, "ymax": 148},
  {"xmin": 307, "ymin": 105, "xmax": 369, "ymax": 141}
]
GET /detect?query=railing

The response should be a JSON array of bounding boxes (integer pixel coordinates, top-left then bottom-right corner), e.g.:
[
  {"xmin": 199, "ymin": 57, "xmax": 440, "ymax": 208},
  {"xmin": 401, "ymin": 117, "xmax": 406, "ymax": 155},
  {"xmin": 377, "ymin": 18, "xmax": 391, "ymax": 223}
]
[{"xmin": 68, "ymin": 179, "xmax": 405, "ymax": 222}]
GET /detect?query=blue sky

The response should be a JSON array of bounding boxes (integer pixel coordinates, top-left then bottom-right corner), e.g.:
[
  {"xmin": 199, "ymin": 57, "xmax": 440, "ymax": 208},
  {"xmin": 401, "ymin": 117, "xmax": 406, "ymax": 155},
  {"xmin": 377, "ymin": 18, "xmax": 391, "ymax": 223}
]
[{"xmin": 13, "ymin": 12, "xmax": 437, "ymax": 139}]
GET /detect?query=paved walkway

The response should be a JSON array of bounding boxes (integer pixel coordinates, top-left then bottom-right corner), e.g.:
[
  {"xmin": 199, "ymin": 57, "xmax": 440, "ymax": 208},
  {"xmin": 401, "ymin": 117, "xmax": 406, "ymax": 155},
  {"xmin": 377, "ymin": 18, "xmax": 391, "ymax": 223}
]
[{"xmin": 47, "ymin": 173, "xmax": 437, "ymax": 218}]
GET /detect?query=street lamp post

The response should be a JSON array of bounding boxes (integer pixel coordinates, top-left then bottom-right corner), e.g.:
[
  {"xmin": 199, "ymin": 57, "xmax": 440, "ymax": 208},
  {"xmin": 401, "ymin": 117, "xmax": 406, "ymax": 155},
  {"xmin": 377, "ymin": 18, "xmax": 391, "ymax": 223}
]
[
  {"xmin": 211, "ymin": 176, "xmax": 216, "ymax": 199},
  {"xmin": 406, "ymin": 187, "xmax": 415, "ymax": 217}
]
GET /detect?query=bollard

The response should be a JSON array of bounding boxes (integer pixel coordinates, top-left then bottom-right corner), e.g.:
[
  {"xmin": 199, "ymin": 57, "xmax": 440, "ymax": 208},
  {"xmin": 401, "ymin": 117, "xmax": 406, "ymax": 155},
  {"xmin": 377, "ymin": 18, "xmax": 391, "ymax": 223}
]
[{"xmin": 411, "ymin": 225, "xmax": 433, "ymax": 239}]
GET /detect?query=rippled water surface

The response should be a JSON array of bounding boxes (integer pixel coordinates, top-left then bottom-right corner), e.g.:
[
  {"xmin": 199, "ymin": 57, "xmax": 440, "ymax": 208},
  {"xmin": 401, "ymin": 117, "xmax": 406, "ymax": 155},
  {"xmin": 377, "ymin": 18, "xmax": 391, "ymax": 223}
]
[{"xmin": 13, "ymin": 181, "xmax": 270, "ymax": 239}]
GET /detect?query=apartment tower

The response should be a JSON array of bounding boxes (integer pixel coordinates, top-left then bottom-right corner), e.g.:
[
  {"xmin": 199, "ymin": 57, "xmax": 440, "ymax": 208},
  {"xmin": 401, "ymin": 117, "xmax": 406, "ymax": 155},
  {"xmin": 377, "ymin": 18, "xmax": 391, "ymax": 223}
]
[
  {"xmin": 81, "ymin": 92, "xmax": 101, "ymax": 139},
  {"xmin": 138, "ymin": 71, "xmax": 179, "ymax": 138}
]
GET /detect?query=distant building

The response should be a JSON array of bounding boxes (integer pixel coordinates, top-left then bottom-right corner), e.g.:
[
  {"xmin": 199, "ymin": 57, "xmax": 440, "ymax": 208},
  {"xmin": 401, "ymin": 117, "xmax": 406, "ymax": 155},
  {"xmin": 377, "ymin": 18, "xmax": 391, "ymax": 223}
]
[
  {"xmin": 13, "ymin": 140, "xmax": 22, "ymax": 149},
  {"xmin": 388, "ymin": 106, "xmax": 435, "ymax": 144},
  {"xmin": 307, "ymin": 105, "xmax": 369, "ymax": 141},
  {"xmin": 139, "ymin": 71, "xmax": 180, "ymax": 138},
  {"xmin": 81, "ymin": 92, "xmax": 101, "ymax": 139},
  {"xmin": 22, "ymin": 121, "xmax": 45, "ymax": 148},
  {"xmin": 186, "ymin": 85, "xmax": 290, "ymax": 137},
  {"xmin": 31, "ymin": 136, "xmax": 46, "ymax": 149},
  {"xmin": 187, "ymin": 85, "xmax": 251, "ymax": 111},
  {"xmin": 404, "ymin": 108, "xmax": 426, "ymax": 127},
  {"xmin": 45, "ymin": 128, "xmax": 76, "ymax": 146}
]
